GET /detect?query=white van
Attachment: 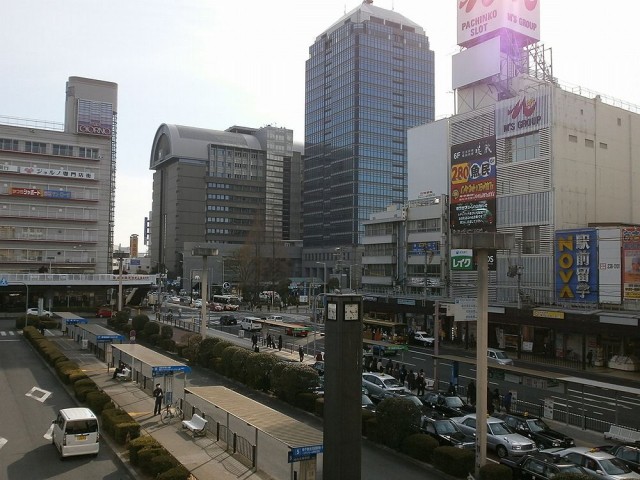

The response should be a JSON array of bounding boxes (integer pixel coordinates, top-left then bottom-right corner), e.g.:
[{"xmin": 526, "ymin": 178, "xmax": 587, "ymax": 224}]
[
  {"xmin": 51, "ymin": 407, "xmax": 100, "ymax": 459},
  {"xmin": 240, "ymin": 316, "xmax": 263, "ymax": 331}
]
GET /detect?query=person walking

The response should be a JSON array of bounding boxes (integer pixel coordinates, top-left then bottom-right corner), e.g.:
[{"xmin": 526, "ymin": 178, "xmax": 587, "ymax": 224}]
[
  {"xmin": 153, "ymin": 383, "xmax": 164, "ymax": 416},
  {"xmin": 407, "ymin": 370, "xmax": 416, "ymax": 392},
  {"xmin": 467, "ymin": 379, "xmax": 476, "ymax": 406},
  {"xmin": 399, "ymin": 365, "xmax": 407, "ymax": 387},
  {"xmin": 416, "ymin": 370, "xmax": 427, "ymax": 396},
  {"xmin": 298, "ymin": 345, "xmax": 304, "ymax": 362},
  {"xmin": 502, "ymin": 391, "xmax": 513, "ymax": 414},
  {"xmin": 278, "ymin": 335, "xmax": 283, "ymax": 351},
  {"xmin": 587, "ymin": 349, "xmax": 594, "ymax": 367},
  {"xmin": 492, "ymin": 388, "xmax": 501, "ymax": 413}
]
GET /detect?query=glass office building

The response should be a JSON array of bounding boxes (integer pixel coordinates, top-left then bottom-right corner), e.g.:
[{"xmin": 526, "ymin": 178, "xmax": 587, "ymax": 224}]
[{"xmin": 303, "ymin": 2, "xmax": 434, "ymax": 249}]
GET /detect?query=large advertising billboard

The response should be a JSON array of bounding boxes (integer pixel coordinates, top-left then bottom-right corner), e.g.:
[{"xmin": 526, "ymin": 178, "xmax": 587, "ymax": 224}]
[
  {"xmin": 555, "ymin": 229, "xmax": 598, "ymax": 303},
  {"xmin": 622, "ymin": 227, "xmax": 640, "ymax": 300},
  {"xmin": 457, "ymin": 0, "xmax": 540, "ymax": 48},
  {"xmin": 77, "ymin": 99, "xmax": 113, "ymax": 137},
  {"xmin": 495, "ymin": 87, "xmax": 550, "ymax": 140},
  {"xmin": 450, "ymin": 136, "xmax": 496, "ymax": 232}
]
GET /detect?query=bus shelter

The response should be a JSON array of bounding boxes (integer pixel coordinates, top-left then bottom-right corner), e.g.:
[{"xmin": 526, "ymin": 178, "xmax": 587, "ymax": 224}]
[
  {"xmin": 184, "ymin": 386, "xmax": 323, "ymax": 480},
  {"xmin": 55, "ymin": 311, "xmax": 88, "ymax": 337},
  {"xmin": 111, "ymin": 344, "xmax": 191, "ymax": 406},
  {"xmin": 76, "ymin": 323, "xmax": 124, "ymax": 362}
]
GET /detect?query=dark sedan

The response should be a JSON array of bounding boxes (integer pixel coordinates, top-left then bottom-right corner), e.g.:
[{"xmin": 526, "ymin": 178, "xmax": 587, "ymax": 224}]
[
  {"xmin": 501, "ymin": 453, "xmax": 588, "ymax": 479},
  {"xmin": 420, "ymin": 392, "xmax": 475, "ymax": 418},
  {"xmin": 495, "ymin": 412, "xmax": 575, "ymax": 449},
  {"xmin": 420, "ymin": 416, "xmax": 475, "ymax": 449}
]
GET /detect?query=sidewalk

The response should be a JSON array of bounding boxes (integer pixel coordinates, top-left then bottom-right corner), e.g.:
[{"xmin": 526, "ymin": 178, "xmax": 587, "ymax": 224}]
[{"xmin": 47, "ymin": 330, "xmax": 284, "ymax": 480}]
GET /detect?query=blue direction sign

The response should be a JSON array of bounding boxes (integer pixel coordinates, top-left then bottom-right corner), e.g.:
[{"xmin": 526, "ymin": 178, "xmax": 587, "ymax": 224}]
[
  {"xmin": 0, "ymin": 278, "xmax": 7, "ymax": 286},
  {"xmin": 288, "ymin": 445, "xmax": 323, "ymax": 462}
]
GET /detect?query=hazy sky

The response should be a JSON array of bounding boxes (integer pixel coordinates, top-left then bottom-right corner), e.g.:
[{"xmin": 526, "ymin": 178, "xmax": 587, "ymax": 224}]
[{"xmin": 2, "ymin": 1, "xmax": 638, "ymax": 249}]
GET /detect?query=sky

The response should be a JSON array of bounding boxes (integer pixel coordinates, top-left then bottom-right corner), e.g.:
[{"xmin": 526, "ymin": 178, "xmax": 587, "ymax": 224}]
[{"xmin": 2, "ymin": 1, "xmax": 640, "ymax": 250}]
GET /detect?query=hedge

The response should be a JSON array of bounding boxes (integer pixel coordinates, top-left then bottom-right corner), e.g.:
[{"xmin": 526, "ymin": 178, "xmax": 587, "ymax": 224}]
[
  {"xmin": 401, "ymin": 433, "xmax": 440, "ymax": 463},
  {"xmin": 479, "ymin": 463, "xmax": 512, "ymax": 480},
  {"xmin": 157, "ymin": 465, "xmax": 190, "ymax": 480},
  {"xmin": 85, "ymin": 390, "xmax": 112, "ymax": 414},
  {"xmin": 128, "ymin": 436, "xmax": 161, "ymax": 466},
  {"xmin": 114, "ymin": 422, "xmax": 141, "ymax": 445},
  {"xmin": 138, "ymin": 447, "xmax": 167, "ymax": 474},
  {"xmin": 432, "ymin": 446, "xmax": 475, "ymax": 478}
]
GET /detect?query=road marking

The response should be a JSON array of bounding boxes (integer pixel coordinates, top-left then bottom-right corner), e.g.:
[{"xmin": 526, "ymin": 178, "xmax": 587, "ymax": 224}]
[
  {"xmin": 0, "ymin": 438, "xmax": 6, "ymax": 450},
  {"xmin": 26, "ymin": 387, "xmax": 52, "ymax": 403},
  {"xmin": 43, "ymin": 424, "xmax": 54, "ymax": 441}
]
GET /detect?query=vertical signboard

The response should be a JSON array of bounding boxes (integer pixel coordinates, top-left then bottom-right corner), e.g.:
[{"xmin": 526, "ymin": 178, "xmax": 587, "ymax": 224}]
[
  {"xmin": 598, "ymin": 228, "xmax": 622, "ymax": 304},
  {"xmin": 450, "ymin": 136, "xmax": 496, "ymax": 232},
  {"xmin": 622, "ymin": 227, "xmax": 640, "ymax": 300},
  {"xmin": 555, "ymin": 229, "xmax": 598, "ymax": 303}
]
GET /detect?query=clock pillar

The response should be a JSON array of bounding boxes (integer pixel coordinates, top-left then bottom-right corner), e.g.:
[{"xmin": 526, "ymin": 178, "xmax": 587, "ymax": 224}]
[{"xmin": 323, "ymin": 294, "xmax": 362, "ymax": 480}]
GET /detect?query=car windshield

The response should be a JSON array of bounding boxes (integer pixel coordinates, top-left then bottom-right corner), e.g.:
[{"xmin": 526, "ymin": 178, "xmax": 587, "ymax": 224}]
[
  {"xmin": 600, "ymin": 457, "xmax": 632, "ymax": 474},
  {"xmin": 526, "ymin": 418, "xmax": 549, "ymax": 432},
  {"xmin": 445, "ymin": 396, "xmax": 464, "ymax": 408},
  {"xmin": 382, "ymin": 378, "xmax": 402, "ymax": 388},
  {"xmin": 494, "ymin": 351, "xmax": 509, "ymax": 359},
  {"xmin": 435, "ymin": 421, "xmax": 459, "ymax": 435},
  {"xmin": 559, "ymin": 465, "xmax": 586, "ymax": 474},
  {"xmin": 488, "ymin": 421, "xmax": 511, "ymax": 435}
]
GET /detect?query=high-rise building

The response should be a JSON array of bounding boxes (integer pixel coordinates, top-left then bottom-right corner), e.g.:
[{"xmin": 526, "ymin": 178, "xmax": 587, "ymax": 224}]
[
  {"xmin": 148, "ymin": 124, "xmax": 303, "ymax": 283},
  {"xmin": 303, "ymin": 0, "xmax": 434, "ymax": 279},
  {"xmin": 0, "ymin": 76, "xmax": 118, "ymax": 274}
]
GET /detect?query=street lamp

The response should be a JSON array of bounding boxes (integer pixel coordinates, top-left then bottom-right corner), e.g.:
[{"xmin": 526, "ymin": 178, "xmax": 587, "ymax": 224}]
[
  {"xmin": 315, "ymin": 262, "xmax": 327, "ymax": 319},
  {"xmin": 192, "ymin": 246, "xmax": 218, "ymax": 338},
  {"xmin": 114, "ymin": 251, "xmax": 127, "ymax": 312}
]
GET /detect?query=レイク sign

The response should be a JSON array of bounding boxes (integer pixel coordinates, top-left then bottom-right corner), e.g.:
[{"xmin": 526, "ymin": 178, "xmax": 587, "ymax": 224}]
[{"xmin": 451, "ymin": 249, "xmax": 474, "ymax": 271}]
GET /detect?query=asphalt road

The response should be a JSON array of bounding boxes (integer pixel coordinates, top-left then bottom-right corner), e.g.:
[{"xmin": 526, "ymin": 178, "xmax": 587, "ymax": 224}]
[{"xmin": 0, "ymin": 319, "xmax": 133, "ymax": 480}]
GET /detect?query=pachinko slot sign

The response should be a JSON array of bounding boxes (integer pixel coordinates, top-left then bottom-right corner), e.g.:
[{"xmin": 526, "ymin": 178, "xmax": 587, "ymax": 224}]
[{"xmin": 555, "ymin": 229, "xmax": 598, "ymax": 303}]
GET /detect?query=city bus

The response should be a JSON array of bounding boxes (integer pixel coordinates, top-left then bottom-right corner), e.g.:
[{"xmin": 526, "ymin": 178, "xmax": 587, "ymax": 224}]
[{"xmin": 212, "ymin": 294, "xmax": 242, "ymax": 310}]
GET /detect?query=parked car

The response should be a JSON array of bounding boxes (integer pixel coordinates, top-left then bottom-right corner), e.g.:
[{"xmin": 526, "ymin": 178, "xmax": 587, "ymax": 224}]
[
  {"xmin": 488, "ymin": 348, "xmax": 514, "ymax": 365},
  {"xmin": 452, "ymin": 413, "xmax": 536, "ymax": 458},
  {"xmin": 604, "ymin": 444, "xmax": 640, "ymax": 474},
  {"xmin": 192, "ymin": 299, "xmax": 203, "ymax": 308},
  {"xmin": 362, "ymin": 392, "xmax": 376, "ymax": 412},
  {"xmin": 413, "ymin": 331, "xmax": 435, "ymax": 347},
  {"xmin": 240, "ymin": 316, "xmax": 262, "ymax": 331},
  {"xmin": 420, "ymin": 392, "xmax": 475, "ymax": 418},
  {"xmin": 500, "ymin": 453, "xmax": 588, "ymax": 479},
  {"xmin": 420, "ymin": 416, "xmax": 475, "ymax": 449},
  {"xmin": 264, "ymin": 315, "xmax": 284, "ymax": 322},
  {"xmin": 219, "ymin": 315, "xmax": 238, "ymax": 326},
  {"xmin": 495, "ymin": 412, "xmax": 575, "ymax": 449},
  {"xmin": 546, "ymin": 446, "xmax": 640, "ymax": 479},
  {"xmin": 362, "ymin": 372, "xmax": 410, "ymax": 403},
  {"xmin": 96, "ymin": 305, "xmax": 113, "ymax": 318},
  {"xmin": 27, "ymin": 308, "xmax": 52, "ymax": 317}
]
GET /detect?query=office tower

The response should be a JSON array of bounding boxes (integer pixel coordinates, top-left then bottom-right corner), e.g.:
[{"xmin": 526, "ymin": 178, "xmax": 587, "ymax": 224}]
[{"xmin": 303, "ymin": 0, "xmax": 434, "ymax": 276}]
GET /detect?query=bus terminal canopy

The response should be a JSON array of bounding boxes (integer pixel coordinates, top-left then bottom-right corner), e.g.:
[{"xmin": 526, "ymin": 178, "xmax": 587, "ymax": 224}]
[
  {"xmin": 55, "ymin": 311, "xmax": 88, "ymax": 327},
  {"xmin": 112, "ymin": 344, "xmax": 191, "ymax": 377},
  {"xmin": 185, "ymin": 386, "xmax": 323, "ymax": 450},
  {"xmin": 78, "ymin": 323, "xmax": 124, "ymax": 343}
]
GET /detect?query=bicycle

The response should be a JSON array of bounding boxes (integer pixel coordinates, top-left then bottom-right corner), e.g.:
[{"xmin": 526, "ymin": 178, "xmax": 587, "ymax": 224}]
[{"xmin": 160, "ymin": 401, "xmax": 183, "ymax": 424}]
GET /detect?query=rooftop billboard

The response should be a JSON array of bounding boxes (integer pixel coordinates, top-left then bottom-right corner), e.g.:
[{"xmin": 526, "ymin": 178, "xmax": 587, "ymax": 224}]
[{"xmin": 457, "ymin": 0, "xmax": 540, "ymax": 49}]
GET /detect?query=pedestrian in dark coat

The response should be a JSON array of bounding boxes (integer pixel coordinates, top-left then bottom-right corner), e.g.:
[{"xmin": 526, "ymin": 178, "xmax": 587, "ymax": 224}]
[
  {"xmin": 467, "ymin": 380, "xmax": 476, "ymax": 406},
  {"xmin": 278, "ymin": 335, "xmax": 283, "ymax": 351},
  {"xmin": 153, "ymin": 383, "xmax": 164, "ymax": 416},
  {"xmin": 407, "ymin": 370, "xmax": 416, "ymax": 391},
  {"xmin": 298, "ymin": 345, "xmax": 304, "ymax": 362}
]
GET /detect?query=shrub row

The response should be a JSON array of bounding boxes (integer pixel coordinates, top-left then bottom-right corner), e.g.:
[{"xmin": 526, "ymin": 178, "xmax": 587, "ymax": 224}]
[{"xmin": 129, "ymin": 436, "xmax": 189, "ymax": 480}]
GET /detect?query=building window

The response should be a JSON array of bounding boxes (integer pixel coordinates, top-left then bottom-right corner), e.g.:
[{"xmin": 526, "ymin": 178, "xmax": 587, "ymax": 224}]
[
  {"xmin": 599, "ymin": 142, "xmax": 608, "ymax": 149},
  {"xmin": 0, "ymin": 138, "xmax": 18, "ymax": 151},
  {"xmin": 510, "ymin": 132, "xmax": 539, "ymax": 162},
  {"xmin": 585, "ymin": 139, "xmax": 594, "ymax": 148},
  {"xmin": 568, "ymin": 135, "xmax": 578, "ymax": 143},
  {"xmin": 522, "ymin": 226, "xmax": 540, "ymax": 254},
  {"xmin": 25, "ymin": 141, "xmax": 47, "ymax": 154},
  {"xmin": 52, "ymin": 144, "xmax": 74, "ymax": 156},
  {"xmin": 79, "ymin": 147, "xmax": 99, "ymax": 159}
]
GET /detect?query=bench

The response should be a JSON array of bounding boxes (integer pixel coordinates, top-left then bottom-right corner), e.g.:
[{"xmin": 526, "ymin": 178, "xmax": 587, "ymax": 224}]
[
  {"xmin": 116, "ymin": 368, "xmax": 131, "ymax": 381},
  {"xmin": 182, "ymin": 413, "xmax": 207, "ymax": 437},
  {"xmin": 604, "ymin": 425, "xmax": 640, "ymax": 443}
]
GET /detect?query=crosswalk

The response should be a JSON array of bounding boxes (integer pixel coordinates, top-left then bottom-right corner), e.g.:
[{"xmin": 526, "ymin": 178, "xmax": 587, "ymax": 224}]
[{"xmin": 0, "ymin": 330, "xmax": 18, "ymax": 337}]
